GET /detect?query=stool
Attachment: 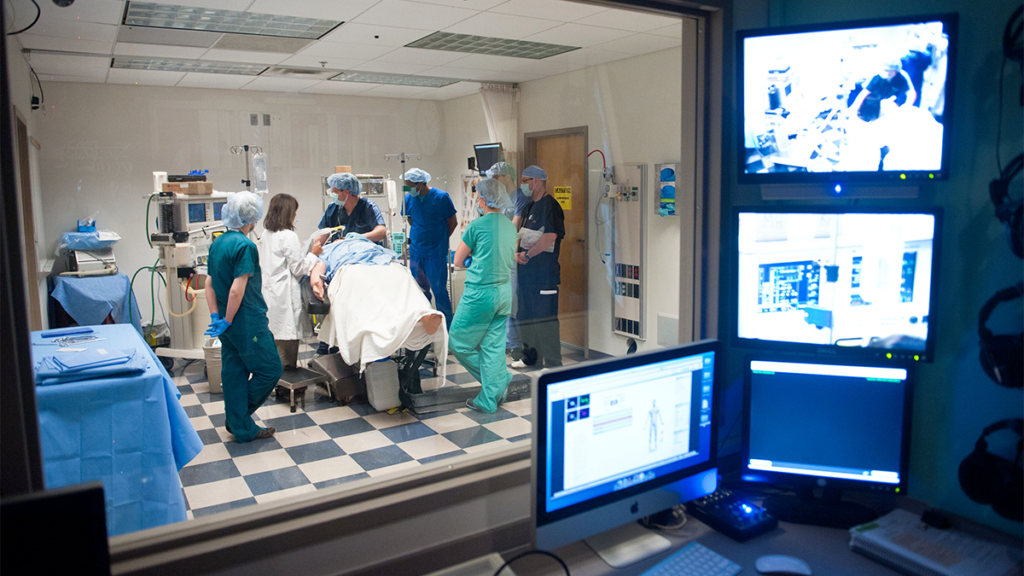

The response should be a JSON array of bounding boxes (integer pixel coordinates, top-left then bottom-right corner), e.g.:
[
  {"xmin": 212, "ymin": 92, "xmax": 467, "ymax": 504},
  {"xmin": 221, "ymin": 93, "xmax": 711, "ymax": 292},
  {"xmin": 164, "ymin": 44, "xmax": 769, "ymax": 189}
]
[{"xmin": 274, "ymin": 367, "xmax": 328, "ymax": 413}]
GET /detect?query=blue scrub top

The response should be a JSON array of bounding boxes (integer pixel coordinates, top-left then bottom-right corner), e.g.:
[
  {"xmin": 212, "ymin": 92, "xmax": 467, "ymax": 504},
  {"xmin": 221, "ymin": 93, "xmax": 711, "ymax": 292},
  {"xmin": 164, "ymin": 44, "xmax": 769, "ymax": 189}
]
[
  {"xmin": 518, "ymin": 194, "xmax": 565, "ymax": 286},
  {"xmin": 319, "ymin": 197, "xmax": 385, "ymax": 237},
  {"xmin": 207, "ymin": 230, "xmax": 268, "ymax": 333},
  {"xmin": 514, "ymin": 188, "xmax": 530, "ymax": 217},
  {"xmin": 404, "ymin": 187, "xmax": 457, "ymax": 257}
]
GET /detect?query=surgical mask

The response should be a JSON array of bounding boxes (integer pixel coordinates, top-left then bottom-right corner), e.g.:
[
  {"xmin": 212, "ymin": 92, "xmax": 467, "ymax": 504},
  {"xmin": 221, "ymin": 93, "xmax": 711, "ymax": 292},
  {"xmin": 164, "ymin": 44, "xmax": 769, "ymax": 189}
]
[
  {"xmin": 520, "ymin": 183, "xmax": 530, "ymax": 195},
  {"xmin": 477, "ymin": 206, "xmax": 485, "ymax": 216},
  {"xmin": 329, "ymin": 191, "xmax": 342, "ymax": 205},
  {"xmin": 407, "ymin": 184, "xmax": 420, "ymax": 197}
]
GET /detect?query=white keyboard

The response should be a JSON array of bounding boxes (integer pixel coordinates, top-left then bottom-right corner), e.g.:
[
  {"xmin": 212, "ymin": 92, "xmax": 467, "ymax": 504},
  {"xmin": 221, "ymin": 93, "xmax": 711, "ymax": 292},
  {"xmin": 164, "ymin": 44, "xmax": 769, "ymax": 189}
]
[{"xmin": 641, "ymin": 542, "xmax": 742, "ymax": 576}]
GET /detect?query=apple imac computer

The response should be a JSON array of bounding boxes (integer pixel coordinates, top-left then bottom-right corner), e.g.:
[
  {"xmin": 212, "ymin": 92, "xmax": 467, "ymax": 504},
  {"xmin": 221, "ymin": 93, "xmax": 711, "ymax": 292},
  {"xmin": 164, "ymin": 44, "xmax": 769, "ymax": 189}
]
[
  {"xmin": 532, "ymin": 340, "xmax": 720, "ymax": 568},
  {"xmin": 742, "ymin": 354, "xmax": 913, "ymax": 528}
]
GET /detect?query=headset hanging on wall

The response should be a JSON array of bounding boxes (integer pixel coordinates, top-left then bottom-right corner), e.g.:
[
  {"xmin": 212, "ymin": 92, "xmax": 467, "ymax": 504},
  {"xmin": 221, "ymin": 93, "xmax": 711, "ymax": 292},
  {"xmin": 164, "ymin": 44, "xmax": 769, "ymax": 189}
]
[
  {"xmin": 989, "ymin": 153, "xmax": 1023, "ymax": 259},
  {"xmin": 959, "ymin": 418, "xmax": 1023, "ymax": 522},
  {"xmin": 978, "ymin": 282, "xmax": 1024, "ymax": 389}
]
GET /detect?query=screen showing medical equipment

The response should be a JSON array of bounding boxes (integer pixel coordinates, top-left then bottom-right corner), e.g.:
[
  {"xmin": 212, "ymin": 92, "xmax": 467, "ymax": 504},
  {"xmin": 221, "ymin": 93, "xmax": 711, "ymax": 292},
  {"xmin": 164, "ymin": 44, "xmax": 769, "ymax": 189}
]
[
  {"xmin": 473, "ymin": 142, "xmax": 503, "ymax": 173},
  {"xmin": 738, "ymin": 13, "xmax": 957, "ymax": 183},
  {"xmin": 533, "ymin": 340, "xmax": 719, "ymax": 551},
  {"xmin": 735, "ymin": 208, "xmax": 941, "ymax": 362},
  {"xmin": 742, "ymin": 355, "xmax": 912, "ymax": 526},
  {"xmin": 213, "ymin": 201, "xmax": 226, "ymax": 221},
  {"xmin": 188, "ymin": 202, "xmax": 207, "ymax": 224}
]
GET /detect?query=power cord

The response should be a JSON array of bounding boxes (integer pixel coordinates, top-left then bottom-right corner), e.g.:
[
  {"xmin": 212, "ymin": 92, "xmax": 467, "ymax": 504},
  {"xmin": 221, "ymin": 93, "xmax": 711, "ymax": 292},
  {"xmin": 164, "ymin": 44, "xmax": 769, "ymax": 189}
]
[
  {"xmin": 492, "ymin": 550, "xmax": 570, "ymax": 576},
  {"xmin": 8, "ymin": 0, "xmax": 39, "ymax": 35}
]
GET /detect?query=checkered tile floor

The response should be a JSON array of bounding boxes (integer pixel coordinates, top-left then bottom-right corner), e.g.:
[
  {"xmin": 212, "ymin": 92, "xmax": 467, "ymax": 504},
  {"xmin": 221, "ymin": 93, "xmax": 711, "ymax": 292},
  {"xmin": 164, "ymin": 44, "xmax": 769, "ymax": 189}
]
[{"xmin": 174, "ymin": 342, "xmax": 588, "ymax": 519}]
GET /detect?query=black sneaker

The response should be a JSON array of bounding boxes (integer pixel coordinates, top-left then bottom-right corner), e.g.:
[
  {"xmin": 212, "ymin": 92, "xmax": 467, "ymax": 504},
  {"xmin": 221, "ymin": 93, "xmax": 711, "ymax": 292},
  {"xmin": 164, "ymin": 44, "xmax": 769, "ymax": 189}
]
[
  {"xmin": 496, "ymin": 387, "xmax": 509, "ymax": 406},
  {"xmin": 255, "ymin": 427, "xmax": 276, "ymax": 440},
  {"xmin": 466, "ymin": 398, "xmax": 483, "ymax": 412}
]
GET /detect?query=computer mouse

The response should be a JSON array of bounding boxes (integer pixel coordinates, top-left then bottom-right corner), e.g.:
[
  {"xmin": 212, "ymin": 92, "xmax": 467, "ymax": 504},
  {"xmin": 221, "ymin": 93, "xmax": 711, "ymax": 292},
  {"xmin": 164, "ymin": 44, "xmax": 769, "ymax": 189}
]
[{"xmin": 755, "ymin": 554, "xmax": 812, "ymax": 575}]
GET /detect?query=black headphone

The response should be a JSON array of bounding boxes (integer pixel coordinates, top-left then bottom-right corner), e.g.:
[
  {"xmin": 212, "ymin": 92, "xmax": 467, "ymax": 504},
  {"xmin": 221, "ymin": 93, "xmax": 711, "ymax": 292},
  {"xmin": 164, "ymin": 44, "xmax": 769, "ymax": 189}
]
[
  {"xmin": 959, "ymin": 418, "xmax": 1023, "ymax": 522},
  {"xmin": 1005, "ymin": 6, "xmax": 1023, "ymax": 69},
  {"xmin": 978, "ymin": 282, "xmax": 1023, "ymax": 389},
  {"xmin": 989, "ymin": 153, "xmax": 1023, "ymax": 260}
]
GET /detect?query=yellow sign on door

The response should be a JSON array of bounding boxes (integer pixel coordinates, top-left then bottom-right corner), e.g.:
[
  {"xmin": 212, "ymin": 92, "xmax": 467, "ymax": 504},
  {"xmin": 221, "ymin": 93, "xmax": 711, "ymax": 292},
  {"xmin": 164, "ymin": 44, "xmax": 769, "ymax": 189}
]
[{"xmin": 553, "ymin": 186, "xmax": 572, "ymax": 210}]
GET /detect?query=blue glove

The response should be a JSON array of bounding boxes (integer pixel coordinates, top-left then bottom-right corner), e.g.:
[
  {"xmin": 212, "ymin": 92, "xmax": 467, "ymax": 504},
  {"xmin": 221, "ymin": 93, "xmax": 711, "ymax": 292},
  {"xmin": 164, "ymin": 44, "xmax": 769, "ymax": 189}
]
[
  {"xmin": 205, "ymin": 313, "xmax": 231, "ymax": 337},
  {"xmin": 463, "ymin": 257, "xmax": 472, "ymax": 267}
]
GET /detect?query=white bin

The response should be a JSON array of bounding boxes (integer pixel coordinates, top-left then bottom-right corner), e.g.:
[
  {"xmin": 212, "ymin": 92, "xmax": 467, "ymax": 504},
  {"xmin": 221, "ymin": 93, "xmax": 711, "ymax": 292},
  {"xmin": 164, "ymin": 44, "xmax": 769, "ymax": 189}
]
[
  {"xmin": 365, "ymin": 360, "xmax": 400, "ymax": 411},
  {"xmin": 203, "ymin": 337, "xmax": 222, "ymax": 394}
]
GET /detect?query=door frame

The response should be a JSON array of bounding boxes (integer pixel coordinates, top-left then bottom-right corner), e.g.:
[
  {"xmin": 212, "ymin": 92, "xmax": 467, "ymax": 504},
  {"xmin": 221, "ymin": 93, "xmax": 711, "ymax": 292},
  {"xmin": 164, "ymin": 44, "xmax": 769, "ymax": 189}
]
[
  {"xmin": 524, "ymin": 126, "xmax": 589, "ymax": 358},
  {"xmin": 13, "ymin": 107, "xmax": 41, "ymax": 331}
]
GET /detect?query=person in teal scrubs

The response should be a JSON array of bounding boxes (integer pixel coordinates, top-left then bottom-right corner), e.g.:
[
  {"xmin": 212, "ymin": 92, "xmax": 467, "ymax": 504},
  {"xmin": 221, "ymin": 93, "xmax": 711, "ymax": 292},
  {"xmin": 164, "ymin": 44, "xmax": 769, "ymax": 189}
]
[
  {"xmin": 450, "ymin": 178, "xmax": 517, "ymax": 413},
  {"xmin": 204, "ymin": 191, "xmax": 281, "ymax": 442}
]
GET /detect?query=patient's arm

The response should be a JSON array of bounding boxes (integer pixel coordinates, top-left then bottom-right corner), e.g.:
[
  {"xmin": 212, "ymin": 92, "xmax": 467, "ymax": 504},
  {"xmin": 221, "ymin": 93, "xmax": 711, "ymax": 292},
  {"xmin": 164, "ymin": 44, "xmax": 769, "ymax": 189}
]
[{"xmin": 310, "ymin": 261, "xmax": 328, "ymax": 301}]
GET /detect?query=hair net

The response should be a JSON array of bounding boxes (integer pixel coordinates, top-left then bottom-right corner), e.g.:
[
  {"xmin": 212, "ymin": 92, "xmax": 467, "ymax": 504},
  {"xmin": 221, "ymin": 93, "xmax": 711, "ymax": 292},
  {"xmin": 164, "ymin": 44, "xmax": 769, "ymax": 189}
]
[
  {"xmin": 522, "ymin": 165, "xmax": 547, "ymax": 180},
  {"xmin": 486, "ymin": 161, "xmax": 515, "ymax": 178},
  {"xmin": 477, "ymin": 178, "xmax": 514, "ymax": 212},
  {"xmin": 327, "ymin": 172, "xmax": 362, "ymax": 196},
  {"xmin": 222, "ymin": 191, "xmax": 264, "ymax": 229},
  {"xmin": 404, "ymin": 168, "xmax": 431, "ymax": 183},
  {"xmin": 883, "ymin": 58, "xmax": 902, "ymax": 71}
]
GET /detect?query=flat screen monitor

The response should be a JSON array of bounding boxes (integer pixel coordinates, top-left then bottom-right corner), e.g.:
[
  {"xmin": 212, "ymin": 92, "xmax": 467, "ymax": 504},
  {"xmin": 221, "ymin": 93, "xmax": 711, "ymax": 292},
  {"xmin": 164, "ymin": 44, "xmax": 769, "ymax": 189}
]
[
  {"xmin": 532, "ymin": 340, "xmax": 720, "ymax": 565},
  {"xmin": 473, "ymin": 142, "xmax": 503, "ymax": 173},
  {"xmin": 738, "ymin": 13, "xmax": 957, "ymax": 184},
  {"xmin": 734, "ymin": 207, "xmax": 942, "ymax": 362},
  {"xmin": 742, "ymin": 355, "xmax": 913, "ymax": 527}
]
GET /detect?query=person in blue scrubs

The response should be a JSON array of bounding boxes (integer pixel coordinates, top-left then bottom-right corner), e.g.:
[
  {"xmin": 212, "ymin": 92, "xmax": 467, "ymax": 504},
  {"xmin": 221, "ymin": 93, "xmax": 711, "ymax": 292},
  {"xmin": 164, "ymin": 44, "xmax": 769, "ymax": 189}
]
[
  {"xmin": 204, "ymin": 191, "xmax": 280, "ymax": 442},
  {"xmin": 403, "ymin": 168, "xmax": 458, "ymax": 329},
  {"xmin": 486, "ymin": 162, "xmax": 530, "ymax": 362}
]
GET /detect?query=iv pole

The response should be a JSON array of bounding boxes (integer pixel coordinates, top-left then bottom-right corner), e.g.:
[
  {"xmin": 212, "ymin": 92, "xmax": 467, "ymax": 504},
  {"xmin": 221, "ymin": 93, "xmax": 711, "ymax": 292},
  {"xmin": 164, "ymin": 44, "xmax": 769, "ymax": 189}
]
[
  {"xmin": 384, "ymin": 152, "xmax": 421, "ymax": 266},
  {"xmin": 230, "ymin": 145, "xmax": 263, "ymax": 192}
]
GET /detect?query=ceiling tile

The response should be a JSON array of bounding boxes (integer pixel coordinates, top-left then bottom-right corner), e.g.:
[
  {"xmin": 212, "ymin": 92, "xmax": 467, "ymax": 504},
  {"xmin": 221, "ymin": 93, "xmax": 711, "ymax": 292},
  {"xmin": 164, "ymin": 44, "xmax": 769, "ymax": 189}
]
[
  {"xmin": 34, "ymin": 0, "xmax": 124, "ymax": 25},
  {"xmin": 404, "ymin": 0, "xmax": 507, "ymax": 9},
  {"xmin": 508, "ymin": 58, "xmax": 575, "ymax": 75},
  {"xmin": 592, "ymin": 33, "xmax": 680, "ymax": 55},
  {"xmin": 415, "ymin": 66, "xmax": 492, "ymax": 81},
  {"xmin": 319, "ymin": 23, "xmax": 433, "ymax": 47},
  {"xmin": 357, "ymin": 84, "xmax": 433, "ymax": 98},
  {"xmin": 275, "ymin": 55, "xmax": 365, "ymax": 70},
  {"xmin": 114, "ymin": 43, "xmax": 209, "ymax": 59},
  {"xmin": 38, "ymin": 73, "xmax": 106, "ymax": 83},
  {"xmin": 488, "ymin": 0, "xmax": 607, "ymax": 22},
  {"xmin": 352, "ymin": 0, "xmax": 478, "ymax": 31},
  {"xmin": 481, "ymin": 70, "xmax": 541, "ymax": 82},
  {"xmin": 116, "ymin": 26, "xmax": 222, "ymax": 48},
  {"xmin": 107, "ymin": 68, "xmax": 186, "ymax": 86},
  {"xmin": 31, "ymin": 19, "xmax": 117, "ymax": 42},
  {"xmin": 246, "ymin": 0, "xmax": 380, "ymax": 22},
  {"xmin": 27, "ymin": 53, "xmax": 110, "ymax": 76},
  {"xmin": 544, "ymin": 47, "xmax": 633, "ymax": 67},
  {"xmin": 300, "ymin": 81, "xmax": 381, "ymax": 95},
  {"xmin": 417, "ymin": 82, "xmax": 481, "ymax": 100},
  {"xmin": 350, "ymin": 60, "xmax": 431, "ymax": 75},
  {"xmin": 297, "ymin": 41, "xmax": 393, "ymax": 61},
  {"xmin": 240, "ymin": 77, "xmax": 323, "ymax": 92},
  {"xmin": 573, "ymin": 10, "xmax": 680, "ymax": 33},
  {"xmin": 16, "ymin": 34, "xmax": 114, "ymax": 55},
  {"xmin": 444, "ymin": 54, "xmax": 522, "ymax": 72},
  {"xmin": 175, "ymin": 72, "xmax": 257, "ymax": 89},
  {"xmin": 200, "ymin": 49, "xmax": 291, "ymax": 65},
  {"xmin": 649, "ymin": 22, "xmax": 682, "ymax": 39},
  {"xmin": 522, "ymin": 23, "xmax": 632, "ymax": 48},
  {"xmin": 442, "ymin": 13, "xmax": 560, "ymax": 40},
  {"xmin": 377, "ymin": 47, "xmax": 465, "ymax": 66}
]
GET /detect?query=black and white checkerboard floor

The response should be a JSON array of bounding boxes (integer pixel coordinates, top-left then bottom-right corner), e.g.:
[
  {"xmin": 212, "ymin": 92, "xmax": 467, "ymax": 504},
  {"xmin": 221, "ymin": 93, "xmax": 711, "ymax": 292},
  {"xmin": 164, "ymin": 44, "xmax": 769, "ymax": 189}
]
[{"xmin": 174, "ymin": 343, "xmax": 588, "ymax": 519}]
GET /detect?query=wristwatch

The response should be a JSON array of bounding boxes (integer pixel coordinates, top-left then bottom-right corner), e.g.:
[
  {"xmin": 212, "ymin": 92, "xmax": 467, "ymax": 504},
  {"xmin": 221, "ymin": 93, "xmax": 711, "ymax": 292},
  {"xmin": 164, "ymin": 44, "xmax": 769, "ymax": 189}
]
[{"xmin": 524, "ymin": 252, "xmax": 531, "ymax": 262}]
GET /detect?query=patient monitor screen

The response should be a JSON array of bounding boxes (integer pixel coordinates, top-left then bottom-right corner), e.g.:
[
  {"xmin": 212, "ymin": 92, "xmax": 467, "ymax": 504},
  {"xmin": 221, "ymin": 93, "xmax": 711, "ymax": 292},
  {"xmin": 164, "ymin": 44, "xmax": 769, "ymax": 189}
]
[
  {"xmin": 737, "ymin": 212, "xmax": 936, "ymax": 357},
  {"xmin": 741, "ymin": 17, "xmax": 952, "ymax": 176}
]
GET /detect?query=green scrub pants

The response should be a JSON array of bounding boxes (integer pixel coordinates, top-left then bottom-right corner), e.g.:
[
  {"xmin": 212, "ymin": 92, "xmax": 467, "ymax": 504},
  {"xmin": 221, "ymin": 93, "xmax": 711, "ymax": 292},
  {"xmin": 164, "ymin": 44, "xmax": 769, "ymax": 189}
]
[
  {"xmin": 219, "ymin": 328, "xmax": 282, "ymax": 442},
  {"xmin": 450, "ymin": 283, "xmax": 512, "ymax": 414}
]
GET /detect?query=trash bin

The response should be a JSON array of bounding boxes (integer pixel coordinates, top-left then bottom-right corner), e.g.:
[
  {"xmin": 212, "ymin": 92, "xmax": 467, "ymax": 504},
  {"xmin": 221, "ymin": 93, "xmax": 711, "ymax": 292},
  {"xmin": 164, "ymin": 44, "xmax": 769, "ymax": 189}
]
[{"xmin": 203, "ymin": 338, "xmax": 222, "ymax": 394}]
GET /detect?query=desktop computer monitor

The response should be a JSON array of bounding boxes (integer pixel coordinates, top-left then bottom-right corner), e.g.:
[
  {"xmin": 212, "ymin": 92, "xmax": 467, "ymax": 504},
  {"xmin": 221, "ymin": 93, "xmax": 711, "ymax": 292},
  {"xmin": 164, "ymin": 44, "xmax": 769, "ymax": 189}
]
[
  {"xmin": 532, "ymin": 340, "xmax": 720, "ymax": 566},
  {"xmin": 742, "ymin": 355, "xmax": 913, "ymax": 528}
]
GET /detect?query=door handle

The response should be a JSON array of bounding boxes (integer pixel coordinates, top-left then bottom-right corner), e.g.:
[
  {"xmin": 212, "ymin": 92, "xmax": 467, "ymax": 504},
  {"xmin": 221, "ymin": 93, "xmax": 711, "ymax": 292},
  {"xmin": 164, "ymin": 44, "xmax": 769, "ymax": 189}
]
[{"xmin": 576, "ymin": 239, "xmax": 585, "ymax": 243}]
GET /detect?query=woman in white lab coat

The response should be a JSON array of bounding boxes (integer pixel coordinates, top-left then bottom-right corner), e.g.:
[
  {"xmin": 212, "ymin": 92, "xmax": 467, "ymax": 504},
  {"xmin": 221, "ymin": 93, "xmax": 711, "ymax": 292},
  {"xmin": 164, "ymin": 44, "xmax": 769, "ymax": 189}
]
[{"xmin": 259, "ymin": 194, "xmax": 322, "ymax": 369}]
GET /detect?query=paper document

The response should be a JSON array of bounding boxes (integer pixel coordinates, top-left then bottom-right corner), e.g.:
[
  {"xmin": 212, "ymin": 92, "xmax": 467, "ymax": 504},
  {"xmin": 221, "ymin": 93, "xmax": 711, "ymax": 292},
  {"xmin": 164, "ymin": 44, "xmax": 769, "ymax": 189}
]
[{"xmin": 517, "ymin": 226, "xmax": 554, "ymax": 253}]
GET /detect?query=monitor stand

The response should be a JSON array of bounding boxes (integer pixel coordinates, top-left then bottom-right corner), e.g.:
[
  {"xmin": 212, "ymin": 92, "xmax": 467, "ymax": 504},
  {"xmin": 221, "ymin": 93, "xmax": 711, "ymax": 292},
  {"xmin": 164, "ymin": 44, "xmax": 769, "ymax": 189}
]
[
  {"xmin": 763, "ymin": 485, "xmax": 878, "ymax": 529},
  {"xmin": 585, "ymin": 521, "xmax": 672, "ymax": 568}
]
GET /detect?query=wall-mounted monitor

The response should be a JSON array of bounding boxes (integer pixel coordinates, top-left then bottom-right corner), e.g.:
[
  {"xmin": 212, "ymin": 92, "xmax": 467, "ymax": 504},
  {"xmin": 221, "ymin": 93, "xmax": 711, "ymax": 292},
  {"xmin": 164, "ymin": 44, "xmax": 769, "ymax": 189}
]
[
  {"xmin": 738, "ymin": 13, "xmax": 957, "ymax": 184},
  {"xmin": 473, "ymin": 142, "xmax": 503, "ymax": 173},
  {"xmin": 734, "ymin": 207, "xmax": 942, "ymax": 362}
]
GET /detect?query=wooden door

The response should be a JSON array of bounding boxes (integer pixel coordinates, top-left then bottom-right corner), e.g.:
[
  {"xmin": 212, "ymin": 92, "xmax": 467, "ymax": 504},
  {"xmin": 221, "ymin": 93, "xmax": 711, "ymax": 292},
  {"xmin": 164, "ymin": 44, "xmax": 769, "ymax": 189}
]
[
  {"xmin": 15, "ymin": 110, "xmax": 41, "ymax": 331},
  {"xmin": 526, "ymin": 128, "xmax": 588, "ymax": 352}
]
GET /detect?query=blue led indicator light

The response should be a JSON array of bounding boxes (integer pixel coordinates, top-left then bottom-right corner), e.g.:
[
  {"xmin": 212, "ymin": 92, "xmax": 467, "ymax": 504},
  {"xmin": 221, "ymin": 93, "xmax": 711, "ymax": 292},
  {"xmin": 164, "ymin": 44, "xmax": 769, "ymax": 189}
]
[{"xmin": 834, "ymin": 184, "xmax": 842, "ymax": 194}]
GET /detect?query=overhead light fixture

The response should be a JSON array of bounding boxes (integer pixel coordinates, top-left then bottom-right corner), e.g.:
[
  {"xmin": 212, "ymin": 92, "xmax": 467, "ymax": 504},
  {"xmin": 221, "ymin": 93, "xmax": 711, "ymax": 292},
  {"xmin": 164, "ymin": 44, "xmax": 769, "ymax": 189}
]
[
  {"xmin": 406, "ymin": 32, "xmax": 578, "ymax": 60},
  {"xmin": 112, "ymin": 56, "xmax": 267, "ymax": 75},
  {"xmin": 330, "ymin": 71, "xmax": 459, "ymax": 88},
  {"xmin": 124, "ymin": 2, "xmax": 342, "ymax": 40}
]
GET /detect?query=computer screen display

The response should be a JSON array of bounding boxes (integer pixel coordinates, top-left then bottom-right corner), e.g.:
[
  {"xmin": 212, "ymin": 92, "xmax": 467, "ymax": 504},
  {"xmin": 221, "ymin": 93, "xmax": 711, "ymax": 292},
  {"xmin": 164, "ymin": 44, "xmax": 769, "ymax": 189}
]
[
  {"xmin": 743, "ymin": 357, "xmax": 911, "ymax": 492},
  {"xmin": 735, "ymin": 207, "xmax": 941, "ymax": 362},
  {"xmin": 533, "ymin": 341, "xmax": 720, "ymax": 550},
  {"xmin": 474, "ymin": 143, "xmax": 503, "ymax": 173},
  {"xmin": 738, "ymin": 13, "xmax": 957, "ymax": 183}
]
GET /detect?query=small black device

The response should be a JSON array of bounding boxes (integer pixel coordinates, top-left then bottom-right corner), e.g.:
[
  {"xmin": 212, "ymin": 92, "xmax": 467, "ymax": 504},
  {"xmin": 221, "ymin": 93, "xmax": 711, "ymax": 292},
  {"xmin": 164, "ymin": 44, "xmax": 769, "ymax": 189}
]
[
  {"xmin": 467, "ymin": 157, "xmax": 476, "ymax": 172},
  {"xmin": 977, "ymin": 282, "xmax": 1023, "ymax": 388},
  {"xmin": 167, "ymin": 174, "xmax": 208, "ymax": 182},
  {"xmin": 958, "ymin": 418, "xmax": 1023, "ymax": 522},
  {"xmin": 686, "ymin": 487, "xmax": 778, "ymax": 542}
]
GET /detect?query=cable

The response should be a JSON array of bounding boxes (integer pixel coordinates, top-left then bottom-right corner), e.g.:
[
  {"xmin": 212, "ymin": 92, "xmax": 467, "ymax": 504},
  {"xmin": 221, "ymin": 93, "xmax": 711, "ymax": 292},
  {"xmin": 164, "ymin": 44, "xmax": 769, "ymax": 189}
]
[
  {"xmin": 166, "ymin": 278, "xmax": 198, "ymax": 318},
  {"xmin": 492, "ymin": 550, "xmax": 570, "ymax": 576},
  {"xmin": 8, "ymin": 0, "xmax": 39, "ymax": 35},
  {"xmin": 586, "ymin": 149, "xmax": 607, "ymax": 169},
  {"xmin": 997, "ymin": 56, "xmax": 1008, "ymax": 173},
  {"xmin": 145, "ymin": 193, "xmax": 158, "ymax": 248},
  {"xmin": 29, "ymin": 65, "xmax": 42, "ymax": 109}
]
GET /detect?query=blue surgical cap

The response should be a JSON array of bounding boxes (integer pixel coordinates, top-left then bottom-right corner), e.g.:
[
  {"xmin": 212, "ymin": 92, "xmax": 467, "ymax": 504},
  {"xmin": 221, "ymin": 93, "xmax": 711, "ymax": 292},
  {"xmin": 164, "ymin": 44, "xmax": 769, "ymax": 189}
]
[
  {"xmin": 327, "ymin": 172, "xmax": 362, "ymax": 196},
  {"xmin": 486, "ymin": 161, "xmax": 514, "ymax": 178},
  {"xmin": 404, "ymin": 168, "xmax": 431, "ymax": 183},
  {"xmin": 477, "ymin": 178, "xmax": 514, "ymax": 212},
  {"xmin": 222, "ymin": 191, "xmax": 264, "ymax": 229},
  {"xmin": 522, "ymin": 165, "xmax": 547, "ymax": 180}
]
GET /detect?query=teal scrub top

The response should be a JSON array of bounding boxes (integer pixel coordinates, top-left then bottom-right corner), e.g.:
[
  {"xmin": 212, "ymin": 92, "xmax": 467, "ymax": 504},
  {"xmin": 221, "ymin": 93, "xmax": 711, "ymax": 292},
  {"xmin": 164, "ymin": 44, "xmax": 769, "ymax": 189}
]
[
  {"xmin": 207, "ymin": 230, "xmax": 269, "ymax": 333},
  {"xmin": 462, "ymin": 213, "xmax": 517, "ymax": 288}
]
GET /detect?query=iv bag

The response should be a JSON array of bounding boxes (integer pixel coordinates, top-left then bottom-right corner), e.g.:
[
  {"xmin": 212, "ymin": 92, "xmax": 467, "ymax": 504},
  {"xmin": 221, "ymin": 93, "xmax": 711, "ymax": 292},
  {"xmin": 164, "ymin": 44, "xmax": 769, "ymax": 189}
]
[{"xmin": 252, "ymin": 152, "xmax": 268, "ymax": 195}]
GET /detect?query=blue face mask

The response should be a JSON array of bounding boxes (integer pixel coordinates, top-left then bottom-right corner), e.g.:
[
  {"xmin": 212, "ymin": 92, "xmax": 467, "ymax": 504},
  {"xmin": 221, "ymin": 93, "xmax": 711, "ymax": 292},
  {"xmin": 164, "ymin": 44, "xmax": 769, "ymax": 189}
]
[
  {"xmin": 477, "ymin": 205, "xmax": 487, "ymax": 216},
  {"xmin": 329, "ymin": 191, "xmax": 343, "ymax": 206},
  {"xmin": 406, "ymin": 184, "xmax": 421, "ymax": 198},
  {"xmin": 520, "ymin": 183, "xmax": 530, "ymax": 195}
]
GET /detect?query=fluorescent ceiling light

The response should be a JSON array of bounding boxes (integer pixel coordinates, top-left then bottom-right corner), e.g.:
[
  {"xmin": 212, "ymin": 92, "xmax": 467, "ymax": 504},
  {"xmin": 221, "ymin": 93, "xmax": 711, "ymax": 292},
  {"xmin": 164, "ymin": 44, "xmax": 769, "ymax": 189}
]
[
  {"xmin": 124, "ymin": 2, "xmax": 342, "ymax": 39},
  {"xmin": 406, "ymin": 32, "xmax": 578, "ymax": 60},
  {"xmin": 112, "ymin": 56, "xmax": 267, "ymax": 75},
  {"xmin": 330, "ymin": 71, "xmax": 459, "ymax": 88}
]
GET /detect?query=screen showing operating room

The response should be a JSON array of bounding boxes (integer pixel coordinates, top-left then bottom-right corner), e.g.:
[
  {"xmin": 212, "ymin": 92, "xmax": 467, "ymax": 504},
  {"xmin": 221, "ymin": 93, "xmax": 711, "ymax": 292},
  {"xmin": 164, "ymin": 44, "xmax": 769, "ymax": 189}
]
[
  {"xmin": 741, "ymin": 17, "xmax": 951, "ymax": 177},
  {"xmin": 737, "ymin": 212, "xmax": 936, "ymax": 357}
]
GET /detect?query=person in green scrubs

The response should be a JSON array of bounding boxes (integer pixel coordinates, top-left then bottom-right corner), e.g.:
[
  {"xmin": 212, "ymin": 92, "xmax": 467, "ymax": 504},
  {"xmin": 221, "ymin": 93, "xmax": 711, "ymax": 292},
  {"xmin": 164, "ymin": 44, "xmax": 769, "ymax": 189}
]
[
  {"xmin": 204, "ymin": 191, "xmax": 281, "ymax": 442},
  {"xmin": 451, "ymin": 178, "xmax": 517, "ymax": 413}
]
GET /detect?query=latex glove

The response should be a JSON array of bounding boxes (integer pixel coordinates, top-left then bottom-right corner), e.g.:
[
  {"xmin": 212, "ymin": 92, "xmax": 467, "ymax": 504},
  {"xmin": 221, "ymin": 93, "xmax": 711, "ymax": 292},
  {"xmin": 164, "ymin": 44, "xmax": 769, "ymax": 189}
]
[
  {"xmin": 463, "ymin": 257, "xmax": 472, "ymax": 267},
  {"xmin": 205, "ymin": 314, "xmax": 231, "ymax": 337}
]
